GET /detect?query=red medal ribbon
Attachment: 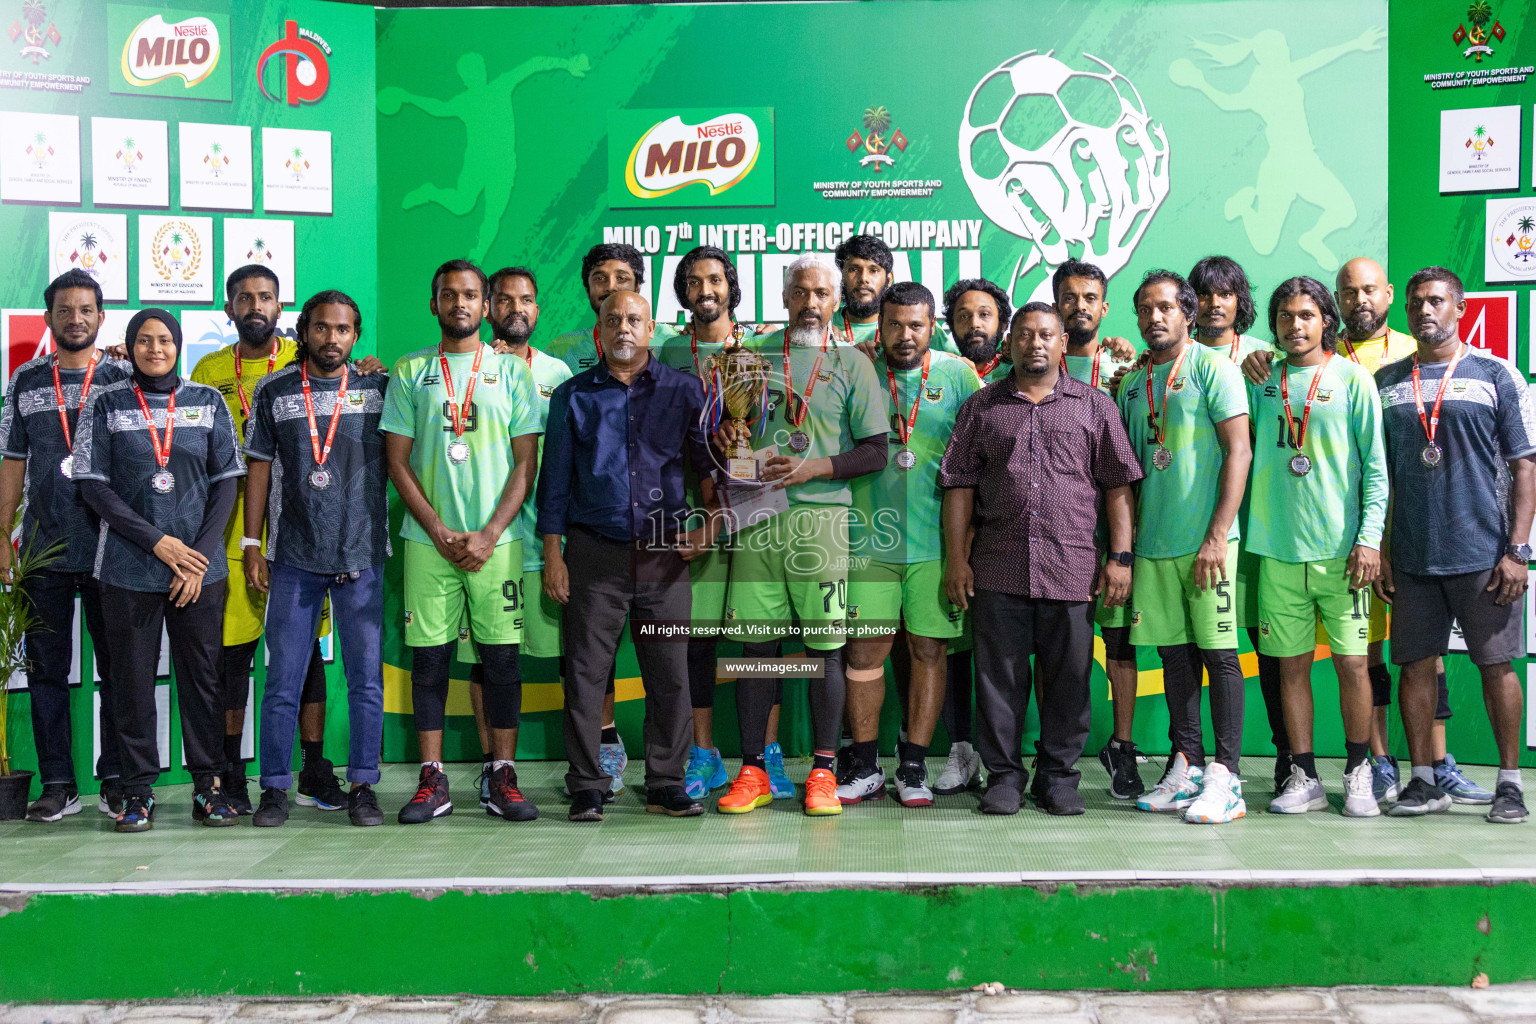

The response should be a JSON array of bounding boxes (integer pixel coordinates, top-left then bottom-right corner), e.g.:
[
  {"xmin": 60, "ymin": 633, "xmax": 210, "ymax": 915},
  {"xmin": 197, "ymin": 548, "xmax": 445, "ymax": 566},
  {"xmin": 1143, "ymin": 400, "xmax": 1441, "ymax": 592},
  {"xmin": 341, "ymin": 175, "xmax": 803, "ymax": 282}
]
[
  {"xmin": 783, "ymin": 329, "xmax": 829, "ymax": 429},
  {"xmin": 1145, "ymin": 344, "xmax": 1192, "ymax": 447},
  {"xmin": 1280, "ymin": 353, "xmax": 1332, "ymax": 453},
  {"xmin": 300, "ymin": 362, "xmax": 350, "ymax": 468},
  {"xmin": 840, "ymin": 311, "xmax": 860, "ymax": 347},
  {"xmin": 438, "ymin": 343, "xmax": 484, "ymax": 439},
  {"xmin": 1411, "ymin": 343, "xmax": 1467, "ymax": 447},
  {"xmin": 1228, "ymin": 334, "xmax": 1242, "ymax": 363},
  {"xmin": 1060, "ymin": 348, "xmax": 1103, "ymax": 389},
  {"xmin": 51, "ymin": 351, "xmax": 98, "ymax": 452},
  {"xmin": 233, "ymin": 344, "xmax": 279, "ymax": 420},
  {"xmin": 976, "ymin": 353, "xmax": 1003, "ymax": 378},
  {"xmin": 591, "ymin": 324, "xmax": 603, "ymax": 361},
  {"xmin": 132, "ymin": 383, "xmax": 176, "ymax": 469},
  {"xmin": 885, "ymin": 351, "xmax": 932, "ymax": 446}
]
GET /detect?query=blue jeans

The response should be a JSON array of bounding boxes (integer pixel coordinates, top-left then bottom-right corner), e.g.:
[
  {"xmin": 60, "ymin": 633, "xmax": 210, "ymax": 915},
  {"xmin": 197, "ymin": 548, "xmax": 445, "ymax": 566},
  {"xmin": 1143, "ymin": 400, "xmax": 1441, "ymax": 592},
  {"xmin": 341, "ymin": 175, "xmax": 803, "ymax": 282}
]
[{"xmin": 259, "ymin": 562, "xmax": 384, "ymax": 790}]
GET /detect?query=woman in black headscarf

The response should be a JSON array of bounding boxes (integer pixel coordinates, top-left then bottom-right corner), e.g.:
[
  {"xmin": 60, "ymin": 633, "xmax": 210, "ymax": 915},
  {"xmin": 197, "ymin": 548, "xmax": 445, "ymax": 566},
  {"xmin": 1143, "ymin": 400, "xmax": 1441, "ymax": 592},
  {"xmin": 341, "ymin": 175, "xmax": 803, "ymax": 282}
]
[{"xmin": 74, "ymin": 309, "xmax": 248, "ymax": 833}]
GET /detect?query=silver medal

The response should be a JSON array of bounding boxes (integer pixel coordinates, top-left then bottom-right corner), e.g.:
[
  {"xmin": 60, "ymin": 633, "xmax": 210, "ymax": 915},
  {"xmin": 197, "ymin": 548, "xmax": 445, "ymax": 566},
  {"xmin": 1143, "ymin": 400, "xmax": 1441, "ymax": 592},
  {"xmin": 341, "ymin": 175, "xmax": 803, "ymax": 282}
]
[
  {"xmin": 894, "ymin": 447, "xmax": 917, "ymax": 471},
  {"xmin": 1289, "ymin": 453, "xmax": 1312, "ymax": 477},
  {"xmin": 59, "ymin": 455, "xmax": 73, "ymax": 479},
  {"xmin": 151, "ymin": 470, "xmax": 175, "ymax": 494},
  {"xmin": 309, "ymin": 468, "xmax": 331, "ymax": 490},
  {"xmin": 1151, "ymin": 445, "xmax": 1173, "ymax": 471},
  {"xmin": 787, "ymin": 431, "xmax": 810, "ymax": 453},
  {"xmin": 1421, "ymin": 442, "xmax": 1443, "ymax": 468},
  {"xmin": 447, "ymin": 440, "xmax": 471, "ymax": 464}
]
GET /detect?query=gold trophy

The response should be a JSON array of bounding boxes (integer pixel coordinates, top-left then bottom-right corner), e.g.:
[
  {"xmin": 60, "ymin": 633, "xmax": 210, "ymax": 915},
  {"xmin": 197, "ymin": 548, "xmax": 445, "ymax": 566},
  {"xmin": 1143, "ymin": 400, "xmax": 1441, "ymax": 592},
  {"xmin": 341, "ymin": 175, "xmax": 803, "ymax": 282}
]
[{"xmin": 707, "ymin": 344, "xmax": 772, "ymax": 481}]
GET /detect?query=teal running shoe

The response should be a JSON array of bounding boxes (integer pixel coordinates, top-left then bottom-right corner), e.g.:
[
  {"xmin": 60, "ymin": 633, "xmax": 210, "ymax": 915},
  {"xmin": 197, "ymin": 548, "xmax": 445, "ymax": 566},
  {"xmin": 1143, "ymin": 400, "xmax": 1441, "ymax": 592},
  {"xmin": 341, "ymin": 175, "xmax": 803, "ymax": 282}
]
[
  {"xmin": 764, "ymin": 741, "xmax": 796, "ymax": 798},
  {"xmin": 684, "ymin": 745, "xmax": 728, "ymax": 799}
]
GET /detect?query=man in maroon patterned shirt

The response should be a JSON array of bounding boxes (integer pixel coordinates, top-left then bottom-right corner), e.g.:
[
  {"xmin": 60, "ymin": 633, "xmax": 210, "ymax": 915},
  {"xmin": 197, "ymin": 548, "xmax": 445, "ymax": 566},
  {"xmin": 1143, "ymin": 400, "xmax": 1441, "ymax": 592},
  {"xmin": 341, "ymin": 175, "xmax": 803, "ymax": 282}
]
[{"xmin": 938, "ymin": 301, "xmax": 1142, "ymax": 815}]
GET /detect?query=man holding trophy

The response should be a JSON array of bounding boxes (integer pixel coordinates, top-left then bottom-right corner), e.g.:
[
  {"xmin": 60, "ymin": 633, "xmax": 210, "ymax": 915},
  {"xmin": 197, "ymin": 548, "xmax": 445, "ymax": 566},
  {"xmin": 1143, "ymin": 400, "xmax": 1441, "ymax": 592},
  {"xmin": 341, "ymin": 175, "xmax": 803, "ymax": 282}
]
[{"xmin": 713, "ymin": 255, "xmax": 890, "ymax": 817}]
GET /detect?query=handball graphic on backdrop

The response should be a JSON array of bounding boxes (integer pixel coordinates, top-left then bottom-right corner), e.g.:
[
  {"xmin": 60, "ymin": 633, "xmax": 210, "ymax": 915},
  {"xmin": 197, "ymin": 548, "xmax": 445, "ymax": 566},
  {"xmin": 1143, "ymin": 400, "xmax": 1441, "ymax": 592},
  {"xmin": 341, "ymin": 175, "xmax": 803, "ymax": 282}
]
[{"xmin": 372, "ymin": 0, "xmax": 1389, "ymax": 762}]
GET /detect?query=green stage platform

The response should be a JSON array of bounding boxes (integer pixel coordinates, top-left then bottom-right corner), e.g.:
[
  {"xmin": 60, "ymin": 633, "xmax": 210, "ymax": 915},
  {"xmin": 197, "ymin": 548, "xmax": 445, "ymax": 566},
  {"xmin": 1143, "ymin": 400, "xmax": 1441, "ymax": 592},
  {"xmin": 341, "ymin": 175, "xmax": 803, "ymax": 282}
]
[{"xmin": 2, "ymin": 756, "xmax": 1534, "ymax": 1000}]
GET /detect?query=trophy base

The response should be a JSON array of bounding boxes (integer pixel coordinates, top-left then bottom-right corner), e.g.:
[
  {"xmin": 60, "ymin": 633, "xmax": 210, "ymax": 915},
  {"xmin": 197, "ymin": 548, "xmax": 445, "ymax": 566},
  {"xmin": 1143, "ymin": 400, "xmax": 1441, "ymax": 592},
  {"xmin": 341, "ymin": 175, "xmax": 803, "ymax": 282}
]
[{"xmin": 727, "ymin": 457, "xmax": 758, "ymax": 481}]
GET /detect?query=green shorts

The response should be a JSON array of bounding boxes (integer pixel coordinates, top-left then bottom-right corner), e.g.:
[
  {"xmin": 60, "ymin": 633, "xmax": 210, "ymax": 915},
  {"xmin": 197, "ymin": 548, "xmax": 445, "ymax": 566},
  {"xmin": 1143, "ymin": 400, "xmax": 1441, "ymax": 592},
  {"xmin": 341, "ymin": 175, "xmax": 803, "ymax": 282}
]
[
  {"xmin": 1129, "ymin": 544, "xmax": 1241, "ymax": 650},
  {"xmin": 847, "ymin": 559, "xmax": 965, "ymax": 640},
  {"xmin": 455, "ymin": 566, "xmax": 561, "ymax": 663},
  {"xmin": 1257, "ymin": 556, "xmax": 1371, "ymax": 658},
  {"xmin": 1095, "ymin": 595, "xmax": 1131, "ymax": 629},
  {"xmin": 404, "ymin": 539, "xmax": 523, "ymax": 647},
  {"xmin": 724, "ymin": 505, "xmax": 851, "ymax": 651},
  {"xmin": 689, "ymin": 545, "xmax": 731, "ymax": 636}
]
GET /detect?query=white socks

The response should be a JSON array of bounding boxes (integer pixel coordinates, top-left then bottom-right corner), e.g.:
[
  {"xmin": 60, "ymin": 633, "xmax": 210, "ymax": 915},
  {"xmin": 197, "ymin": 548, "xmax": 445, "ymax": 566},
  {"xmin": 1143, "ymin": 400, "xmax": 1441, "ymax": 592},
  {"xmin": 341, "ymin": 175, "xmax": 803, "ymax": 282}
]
[
  {"xmin": 1412, "ymin": 765, "xmax": 1436, "ymax": 787},
  {"xmin": 492, "ymin": 759, "xmax": 515, "ymax": 771},
  {"xmin": 1498, "ymin": 768, "xmax": 1524, "ymax": 792}
]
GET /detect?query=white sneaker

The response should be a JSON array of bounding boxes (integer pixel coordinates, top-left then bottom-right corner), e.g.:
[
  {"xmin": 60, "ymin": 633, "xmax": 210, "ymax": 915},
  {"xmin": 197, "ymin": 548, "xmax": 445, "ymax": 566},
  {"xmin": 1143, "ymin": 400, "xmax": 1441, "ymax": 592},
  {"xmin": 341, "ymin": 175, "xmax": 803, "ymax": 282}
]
[
  {"xmin": 835, "ymin": 763, "xmax": 886, "ymax": 803},
  {"xmin": 1343, "ymin": 760, "xmax": 1381, "ymax": 818},
  {"xmin": 1268, "ymin": 764, "xmax": 1327, "ymax": 814},
  {"xmin": 934, "ymin": 741, "xmax": 980, "ymax": 795},
  {"xmin": 1184, "ymin": 762, "xmax": 1247, "ymax": 824},
  {"xmin": 1136, "ymin": 752, "xmax": 1203, "ymax": 813},
  {"xmin": 894, "ymin": 761, "xmax": 934, "ymax": 807}
]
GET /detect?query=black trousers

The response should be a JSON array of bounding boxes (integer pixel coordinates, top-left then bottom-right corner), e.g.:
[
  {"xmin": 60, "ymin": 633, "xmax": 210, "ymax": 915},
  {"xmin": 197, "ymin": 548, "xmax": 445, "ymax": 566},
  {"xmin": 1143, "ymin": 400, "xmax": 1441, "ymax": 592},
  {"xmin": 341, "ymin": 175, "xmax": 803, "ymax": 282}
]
[
  {"xmin": 100, "ymin": 579, "xmax": 227, "ymax": 798},
  {"xmin": 561, "ymin": 528, "xmax": 692, "ymax": 794},
  {"xmin": 21, "ymin": 569, "xmax": 119, "ymax": 786},
  {"xmin": 972, "ymin": 590, "xmax": 1094, "ymax": 790}
]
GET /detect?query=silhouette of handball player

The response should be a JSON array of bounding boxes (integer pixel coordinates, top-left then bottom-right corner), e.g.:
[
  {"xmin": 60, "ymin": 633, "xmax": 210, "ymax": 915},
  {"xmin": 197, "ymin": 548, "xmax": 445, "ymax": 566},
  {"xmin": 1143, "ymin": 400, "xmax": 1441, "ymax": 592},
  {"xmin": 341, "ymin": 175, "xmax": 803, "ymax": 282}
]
[
  {"xmin": 379, "ymin": 52, "xmax": 591, "ymax": 261},
  {"xmin": 1169, "ymin": 27, "xmax": 1382, "ymax": 272}
]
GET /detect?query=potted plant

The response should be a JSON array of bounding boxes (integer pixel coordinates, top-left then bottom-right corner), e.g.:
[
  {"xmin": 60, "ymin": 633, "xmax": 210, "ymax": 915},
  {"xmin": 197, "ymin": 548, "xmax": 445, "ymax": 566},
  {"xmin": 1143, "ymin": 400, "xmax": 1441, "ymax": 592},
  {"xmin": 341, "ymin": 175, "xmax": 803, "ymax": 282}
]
[{"xmin": 0, "ymin": 539, "xmax": 63, "ymax": 820}]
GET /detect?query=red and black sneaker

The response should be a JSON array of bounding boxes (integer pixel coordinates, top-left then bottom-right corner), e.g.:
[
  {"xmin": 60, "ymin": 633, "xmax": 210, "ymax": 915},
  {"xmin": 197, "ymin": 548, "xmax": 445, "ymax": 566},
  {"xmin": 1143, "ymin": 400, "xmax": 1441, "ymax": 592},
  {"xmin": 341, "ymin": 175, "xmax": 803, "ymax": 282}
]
[
  {"xmin": 486, "ymin": 765, "xmax": 539, "ymax": 822},
  {"xmin": 397, "ymin": 764, "xmax": 453, "ymax": 824}
]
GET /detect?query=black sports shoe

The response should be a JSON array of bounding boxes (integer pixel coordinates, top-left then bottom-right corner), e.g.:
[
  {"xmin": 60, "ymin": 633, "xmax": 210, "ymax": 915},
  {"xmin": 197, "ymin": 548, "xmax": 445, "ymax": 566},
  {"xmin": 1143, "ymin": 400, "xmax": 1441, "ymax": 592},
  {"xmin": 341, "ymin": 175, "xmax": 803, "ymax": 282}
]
[
  {"xmin": 193, "ymin": 783, "xmax": 238, "ymax": 827},
  {"xmin": 348, "ymin": 785, "xmax": 383, "ymax": 827},
  {"xmin": 398, "ymin": 765, "xmax": 453, "ymax": 824},
  {"xmin": 646, "ymin": 784, "xmax": 703, "ymax": 817},
  {"xmin": 979, "ymin": 782, "xmax": 1022, "ymax": 815},
  {"xmin": 223, "ymin": 770, "xmax": 252, "ymax": 815},
  {"xmin": 25, "ymin": 783, "xmax": 80, "ymax": 822},
  {"xmin": 569, "ymin": 788, "xmax": 605, "ymax": 822},
  {"xmin": 1101, "ymin": 740, "xmax": 1146, "ymax": 800},
  {"xmin": 296, "ymin": 757, "xmax": 346, "ymax": 811},
  {"xmin": 252, "ymin": 788, "xmax": 289, "ymax": 828},
  {"xmin": 486, "ymin": 765, "xmax": 539, "ymax": 821},
  {"xmin": 115, "ymin": 795, "xmax": 154, "ymax": 833},
  {"xmin": 1035, "ymin": 782, "xmax": 1086, "ymax": 816},
  {"xmin": 98, "ymin": 778, "xmax": 125, "ymax": 817},
  {"xmin": 1387, "ymin": 776, "xmax": 1451, "ymax": 816},
  {"xmin": 1487, "ymin": 781, "xmax": 1529, "ymax": 824}
]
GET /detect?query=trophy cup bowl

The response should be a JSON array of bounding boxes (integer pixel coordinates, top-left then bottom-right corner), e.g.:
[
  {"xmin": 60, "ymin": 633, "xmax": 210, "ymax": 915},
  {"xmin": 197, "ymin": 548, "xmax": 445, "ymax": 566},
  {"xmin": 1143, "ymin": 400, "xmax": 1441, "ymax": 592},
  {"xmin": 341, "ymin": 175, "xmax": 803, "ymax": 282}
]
[{"xmin": 708, "ymin": 344, "xmax": 771, "ymax": 481}]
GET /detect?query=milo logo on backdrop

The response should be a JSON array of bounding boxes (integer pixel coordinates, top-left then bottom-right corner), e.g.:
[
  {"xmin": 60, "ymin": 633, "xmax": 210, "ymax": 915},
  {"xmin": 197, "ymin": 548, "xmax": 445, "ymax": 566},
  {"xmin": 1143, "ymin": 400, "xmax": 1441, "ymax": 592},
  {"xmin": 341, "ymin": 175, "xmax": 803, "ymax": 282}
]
[
  {"xmin": 109, "ymin": 5, "xmax": 231, "ymax": 101},
  {"xmin": 610, "ymin": 107, "xmax": 774, "ymax": 208}
]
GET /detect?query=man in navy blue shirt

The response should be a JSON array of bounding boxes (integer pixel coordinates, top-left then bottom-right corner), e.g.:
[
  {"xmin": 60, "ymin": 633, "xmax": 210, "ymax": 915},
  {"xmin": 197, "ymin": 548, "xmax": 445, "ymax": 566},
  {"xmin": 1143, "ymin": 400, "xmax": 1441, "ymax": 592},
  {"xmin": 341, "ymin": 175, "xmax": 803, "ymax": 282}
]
[
  {"xmin": 538, "ymin": 290, "xmax": 717, "ymax": 821},
  {"xmin": 1375, "ymin": 266, "xmax": 1535, "ymax": 824}
]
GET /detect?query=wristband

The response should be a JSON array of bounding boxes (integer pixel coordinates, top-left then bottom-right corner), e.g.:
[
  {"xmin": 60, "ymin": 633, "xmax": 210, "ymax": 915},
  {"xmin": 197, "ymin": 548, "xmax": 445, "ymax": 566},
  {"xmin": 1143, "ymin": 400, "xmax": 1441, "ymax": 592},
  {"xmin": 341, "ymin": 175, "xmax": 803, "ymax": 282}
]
[{"xmin": 239, "ymin": 537, "xmax": 263, "ymax": 551}]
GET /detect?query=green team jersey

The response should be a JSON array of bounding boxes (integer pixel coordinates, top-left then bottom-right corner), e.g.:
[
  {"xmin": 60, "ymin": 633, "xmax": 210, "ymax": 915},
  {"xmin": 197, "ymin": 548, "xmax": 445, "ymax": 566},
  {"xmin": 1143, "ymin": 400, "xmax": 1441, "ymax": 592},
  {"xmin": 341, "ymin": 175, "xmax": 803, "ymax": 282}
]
[
  {"xmin": 514, "ymin": 346, "xmax": 574, "ymax": 570},
  {"xmin": 835, "ymin": 311, "xmax": 962, "ymax": 357},
  {"xmin": 553, "ymin": 322, "xmax": 681, "ymax": 378},
  {"xmin": 1117, "ymin": 341, "xmax": 1250, "ymax": 559},
  {"xmin": 852, "ymin": 350, "xmax": 980, "ymax": 563},
  {"xmin": 748, "ymin": 328, "xmax": 889, "ymax": 507},
  {"xmin": 1063, "ymin": 347, "xmax": 1131, "ymax": 394},
  {"xmin": 380, "ymin": 343, "xmax": 542, "ymax": 547},
  {"xmin": 1245, "ymin": 354, "xmax": 1388, "ymax": 563}
]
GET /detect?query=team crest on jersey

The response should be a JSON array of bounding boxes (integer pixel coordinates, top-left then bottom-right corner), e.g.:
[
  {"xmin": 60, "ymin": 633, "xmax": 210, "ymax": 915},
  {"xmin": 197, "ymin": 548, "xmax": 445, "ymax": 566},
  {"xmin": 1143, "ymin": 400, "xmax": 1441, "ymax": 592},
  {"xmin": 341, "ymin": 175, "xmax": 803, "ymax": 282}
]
[
  {"xmin": 1453, "ymin": 379, "xmax": 1469, "ymax": 392},
  {"xmin": 481, "ymin": 373, "xmax": 499, "ymax": 384},
  {"xmin": 848, "ymin": 604, "xmax": 860, "ymax": 620},
  {"xmin": 538, "ymin": 383, "xmax": 555, "ymax": 398},
  {"xmin": 1130, "ymin": 610, "xmax": 1142, "ymax": 626},
  {"xmin": 347, "ymin": 392, "xmax": 366, "ymax": 406},
  {"xmin": 923, "ymin": 386, "xmax": 944, "ymax": 402},
  {"xmin": 1169, "ymin": 377, "xmax": 1187, "ymax": 392},
  {"xmin": 458, "ymin": 626, "xmax": 470, "ymax": 641},
  {"xmin": 183, "ymin": 408, "xmax": 202, "ymax": 422},
  {"xmin": 1316, "ymin": 389, "xmax": 1333, "ymax": 403},
  {"xmin": 1259, "ymin": 620, "xmax": 1271, "ymax": 638},
  {"xmin": 817, "ymin": 369, "xmax": 833, "ymax": 382},
  {"xmin": 725, "ymin": 606, "xmax": 736, "ymax": 621},
  {"xmin": 404, "ymin": 610, "xmax": 414, "ymax": 626}
]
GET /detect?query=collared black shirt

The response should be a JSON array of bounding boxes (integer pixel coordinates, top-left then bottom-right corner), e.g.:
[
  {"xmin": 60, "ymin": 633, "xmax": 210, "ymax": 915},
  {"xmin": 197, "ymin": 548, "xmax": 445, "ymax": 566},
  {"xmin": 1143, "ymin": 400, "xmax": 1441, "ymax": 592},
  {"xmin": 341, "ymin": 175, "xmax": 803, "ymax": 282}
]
[{"xmin": 537, "ymin": 354, "xmax": 712, "ymax": 544}]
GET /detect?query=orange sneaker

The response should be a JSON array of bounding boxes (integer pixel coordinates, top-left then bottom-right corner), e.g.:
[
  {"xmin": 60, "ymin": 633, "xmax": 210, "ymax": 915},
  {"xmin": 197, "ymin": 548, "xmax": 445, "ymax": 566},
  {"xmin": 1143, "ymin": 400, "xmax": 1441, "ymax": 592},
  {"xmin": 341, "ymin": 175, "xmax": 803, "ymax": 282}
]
[
  {"xmin": 717, "ymin": 765, "xmax": 774, "ymax": 814},
  {"xmin": 803, "ymin": 767, "xmax": 843, "ymax": 816}
]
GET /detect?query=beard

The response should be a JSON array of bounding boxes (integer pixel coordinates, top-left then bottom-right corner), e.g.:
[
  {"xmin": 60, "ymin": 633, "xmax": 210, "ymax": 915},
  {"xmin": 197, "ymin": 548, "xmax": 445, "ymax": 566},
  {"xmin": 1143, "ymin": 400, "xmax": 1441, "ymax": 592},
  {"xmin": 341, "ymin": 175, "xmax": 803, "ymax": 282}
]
[
  {"xmin": 235, "ymin": 313, "xmax": 275, "ymax": 348},
  {"xmin": 887, "ymin": 346, "xmax": 925, "ymax": 370},
  {"xmin": 690, "ymin": 302, "xmax": 723, "ymax": 325},
  {"xmin": 439, "ymin": 315, "xmax": 480, "ymax": 341},
  {"xmin": 1065, "ymin": 323, "xmax": 1098, "ymax": 348},
  {"xmin": 956, "ymin": 328, "xmax": 1000, "ymax": 365},
  {"xmin": 54, "ymin": 329, "xmax": 97, "ymax": 353},
  {"xmin": 310, "ymin": 346, "xmax": 347, "ymax": 374},
  {"xmin": 1413, "ymin": 320, "xmax": 1457, "ymax": 346},
  {"xmin": 1144, "ymin": 331, "xmax": 1182, "ymax": 353},
  {"xmin": 1343, "ymin": 306, "xmax": 1386, "ymax": 339},
  {"xmin": 788, "ymin": 324, "xmax": 826, "ymax": 347},
  {"xmin": 1196, "ymin": 320, "xmax": 1227, "ymax": 340},
  {"xmin": 491, "ymin": 313, "xmax": 532, "ymax": 346},
  {"xmin": 844, "ymin": 295, "xmax": 881, "ymax": 320}
]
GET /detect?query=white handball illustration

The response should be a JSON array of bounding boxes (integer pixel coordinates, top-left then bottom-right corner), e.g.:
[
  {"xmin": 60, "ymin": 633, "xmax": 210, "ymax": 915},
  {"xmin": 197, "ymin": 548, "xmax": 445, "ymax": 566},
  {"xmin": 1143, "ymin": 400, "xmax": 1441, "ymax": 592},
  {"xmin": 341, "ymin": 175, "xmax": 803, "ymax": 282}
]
[{"xmin": 960, "ymin": 50, "xmax": 1170, "ymax": 302}]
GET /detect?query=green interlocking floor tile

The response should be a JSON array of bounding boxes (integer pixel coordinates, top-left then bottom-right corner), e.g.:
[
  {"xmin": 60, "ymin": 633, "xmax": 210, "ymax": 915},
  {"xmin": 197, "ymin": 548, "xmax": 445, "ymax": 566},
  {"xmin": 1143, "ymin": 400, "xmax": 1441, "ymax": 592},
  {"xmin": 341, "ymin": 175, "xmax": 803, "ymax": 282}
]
[{"xmin": 0, "ymin": 756, "xmax": 1528, "ymax": 886}]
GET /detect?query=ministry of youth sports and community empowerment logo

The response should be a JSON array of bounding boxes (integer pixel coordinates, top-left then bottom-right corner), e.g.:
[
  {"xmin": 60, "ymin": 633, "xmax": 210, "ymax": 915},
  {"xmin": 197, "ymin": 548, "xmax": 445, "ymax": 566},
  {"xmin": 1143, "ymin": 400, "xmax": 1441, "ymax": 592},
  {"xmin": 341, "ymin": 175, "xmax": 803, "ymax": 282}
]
[{"xmin": 959, "ymin": 50, "xmax": 1170, "ymax": 303}]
